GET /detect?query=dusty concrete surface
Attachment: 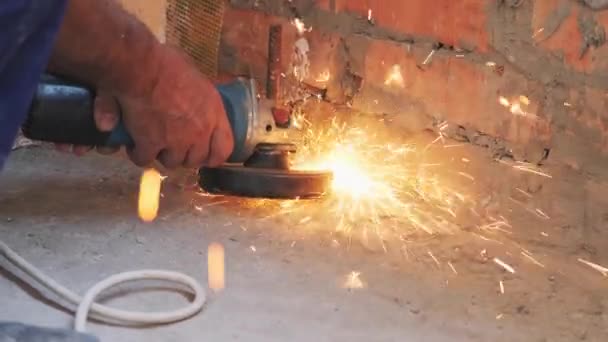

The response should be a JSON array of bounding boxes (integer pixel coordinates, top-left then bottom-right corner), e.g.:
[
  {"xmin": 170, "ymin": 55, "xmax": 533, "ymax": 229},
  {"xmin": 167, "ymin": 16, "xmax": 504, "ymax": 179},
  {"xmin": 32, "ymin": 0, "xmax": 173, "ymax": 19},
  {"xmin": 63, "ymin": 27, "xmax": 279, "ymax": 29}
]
[{"xmin": 1, "ymin": 139, "xmax": 607, "ymax": 341}]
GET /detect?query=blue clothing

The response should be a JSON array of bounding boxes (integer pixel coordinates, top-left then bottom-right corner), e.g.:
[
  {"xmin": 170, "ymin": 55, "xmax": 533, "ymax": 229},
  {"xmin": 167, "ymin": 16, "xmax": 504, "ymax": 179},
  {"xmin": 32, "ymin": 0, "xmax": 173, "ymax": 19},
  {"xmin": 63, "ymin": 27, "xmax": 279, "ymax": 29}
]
[{"xmin": 0, "ymin": 1, "xmax": 67, "ymax": 170}]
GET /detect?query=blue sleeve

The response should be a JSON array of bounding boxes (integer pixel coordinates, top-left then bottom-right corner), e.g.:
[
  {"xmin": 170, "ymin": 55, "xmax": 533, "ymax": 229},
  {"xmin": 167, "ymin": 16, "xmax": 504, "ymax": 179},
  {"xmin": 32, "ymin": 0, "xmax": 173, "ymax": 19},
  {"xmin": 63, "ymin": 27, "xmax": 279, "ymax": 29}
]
[{"xmin": 0, "ymin": 1, "xmax": 68, "ymax": 170}]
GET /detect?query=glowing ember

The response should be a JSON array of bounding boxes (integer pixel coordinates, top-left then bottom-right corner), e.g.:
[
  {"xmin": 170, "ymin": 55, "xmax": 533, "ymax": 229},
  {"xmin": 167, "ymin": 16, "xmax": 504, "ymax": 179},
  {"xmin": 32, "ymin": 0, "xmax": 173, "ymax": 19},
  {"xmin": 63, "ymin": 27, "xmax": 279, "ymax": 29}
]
[
  {"xmin": 343, "ymin": 271, "xmax": 364, "ymax": 289},
  {"xmin": 532, "ymin": 27, "xmax": 545, "ymax": 39},
  {"xmin": 498, "ymin": 95, "xmax": 537, "ymax": 119},
  {"xmin": 315, "ymin": 69, "xmax": 331, "ymax": 83},
  {"xmin": 422, "ymin": 49, "xmax": 436, "ymax": 66},
  {"xmin": 208, "ymin": 243, "xmax": 225, "ymax": 291},
  {"xmin": 578, "ymin": 258, "xmax": 608, "ymax": 277},
  {"xmin": 448, "ymin": 261, "xmax": 458, "ymax": 275},
  {"xmin": 498, "ymin": 96, "xmax": 510, "ymax": 107},
  {"xmin": 292, "ymin": 18, "xmax": 309, "ymax": 35},
  {"xmin": 384, "ymin": 65, "xmax": 405, "ymax": 88},
  {"xmin": 138, "ymin": 168, "xmax": 162, "ymax": 222},
  {"xmin": 494, "ymin": 257, "xmax": 516, "ymax": 274}
]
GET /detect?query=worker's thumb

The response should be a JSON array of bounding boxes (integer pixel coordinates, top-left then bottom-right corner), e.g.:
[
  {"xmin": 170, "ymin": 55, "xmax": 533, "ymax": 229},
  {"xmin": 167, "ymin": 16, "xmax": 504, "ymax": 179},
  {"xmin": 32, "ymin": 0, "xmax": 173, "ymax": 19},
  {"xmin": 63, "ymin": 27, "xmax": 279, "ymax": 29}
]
[
  {"xmin": 94, "ymin": 92, "xmax": 121, "ymax": 155},
  {"xmin": 94, "ymin": 92, "xmax": 120, "ymax": 132}
]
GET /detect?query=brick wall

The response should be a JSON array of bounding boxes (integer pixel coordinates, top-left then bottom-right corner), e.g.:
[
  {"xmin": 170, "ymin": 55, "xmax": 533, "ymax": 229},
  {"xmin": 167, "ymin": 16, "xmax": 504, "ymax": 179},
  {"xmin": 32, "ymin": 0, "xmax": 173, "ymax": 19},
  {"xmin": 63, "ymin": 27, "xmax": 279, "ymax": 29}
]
[{"xmin": 219, "ymin": 0, "xmax": 608, "ymax": 176}]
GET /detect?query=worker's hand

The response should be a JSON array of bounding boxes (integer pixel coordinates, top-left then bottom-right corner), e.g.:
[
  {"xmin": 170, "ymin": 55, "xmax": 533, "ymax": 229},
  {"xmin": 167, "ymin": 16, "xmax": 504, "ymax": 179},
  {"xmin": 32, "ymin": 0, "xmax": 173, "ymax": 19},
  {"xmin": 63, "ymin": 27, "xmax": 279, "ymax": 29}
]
[
  {"xmin": 117, "ymin": 46, "xmax": 234, "ymax": 169},
  {"xmin": 55, "ymin": 92, "xmax": 120, "ymax": 156}
]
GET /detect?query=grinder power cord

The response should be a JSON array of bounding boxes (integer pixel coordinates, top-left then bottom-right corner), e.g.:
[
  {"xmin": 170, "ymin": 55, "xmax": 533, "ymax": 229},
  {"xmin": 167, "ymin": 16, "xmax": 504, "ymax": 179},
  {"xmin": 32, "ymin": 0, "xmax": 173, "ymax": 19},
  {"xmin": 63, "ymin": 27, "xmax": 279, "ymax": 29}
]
[{"xmin": 0, "ymin": 240, "xmax": 206, "ymax": 334}]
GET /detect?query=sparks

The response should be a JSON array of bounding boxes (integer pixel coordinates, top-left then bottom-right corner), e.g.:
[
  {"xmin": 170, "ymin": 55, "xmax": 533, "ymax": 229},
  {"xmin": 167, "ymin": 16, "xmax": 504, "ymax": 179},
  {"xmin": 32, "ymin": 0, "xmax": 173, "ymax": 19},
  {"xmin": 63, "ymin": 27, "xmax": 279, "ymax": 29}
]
[
  {"xmin": 521, "ymin": 250, "xmax": 545, "ymax": 268},
  {"xmin": 428, "ymin": 250, "xmax": 441, "ymax": 268},
  {"xmin": 292, "ymin": 18, "xmax": 307, "ymax": 35},
  {"xmin": 208, "ymin": 243, "xmax": 225, "ymax": 291},
  {"xmin": 578, "ymin": 258, "xmax": 608, "ymax": 277},
  {"xmin": 512, "ymin": 164, "xmax": 553, "ymax": 178},
  {"xmin": 384, "ymin": 64, "xmax": 405, "ymax": 88},
  {"xmin": 448, "ymin": 261, "xmax": 458, "ymax": 275},
  {"xmin": 285, "ymin": 114, "xmax": 470, "ymax": 241},
  {"xmin": 138, "ymin": 168, "xmax": 162, "ymax": 222},
  {"xmin": 315, "ymin": 69, "xmax": 331, "ymax": 83},
  {"xmin": 532, "ymin": 27, "xmax": 545, "ymax": 39},
  {"xmin": 494, "ymin": 257, "xmax": 516, "ymax": 274},
  {"xmin": 422, "ymin": 49, "xmax": 436, "ymax": 66},
  {"xmin": 498, "ymin": 96, "xmax": 510, "ymax": 107},
  {"xmin": 343, "ymin": 271, "xmax": 365, "ymax": 289}
]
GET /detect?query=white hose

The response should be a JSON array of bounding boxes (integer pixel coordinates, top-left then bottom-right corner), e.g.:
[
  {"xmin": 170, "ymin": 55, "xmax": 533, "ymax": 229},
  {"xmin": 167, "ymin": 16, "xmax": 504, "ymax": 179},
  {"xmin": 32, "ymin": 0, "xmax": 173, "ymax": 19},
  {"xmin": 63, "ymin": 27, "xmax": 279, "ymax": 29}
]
[{"xmin": 0, "ymin": 240, "xmax": 206, "ymax": 333}]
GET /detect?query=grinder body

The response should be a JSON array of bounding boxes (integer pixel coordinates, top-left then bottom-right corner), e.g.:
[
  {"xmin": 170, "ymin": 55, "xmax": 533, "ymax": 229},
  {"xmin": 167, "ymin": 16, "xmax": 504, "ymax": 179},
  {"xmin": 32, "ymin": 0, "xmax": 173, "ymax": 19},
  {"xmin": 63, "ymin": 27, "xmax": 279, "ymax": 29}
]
[
  {"xmin": 22, "ymin": 76, "xmax": 333, "ymax": 199},
  {"xmin": 23, "ymin": 76, "xmax": 283, "ymax": 164}
]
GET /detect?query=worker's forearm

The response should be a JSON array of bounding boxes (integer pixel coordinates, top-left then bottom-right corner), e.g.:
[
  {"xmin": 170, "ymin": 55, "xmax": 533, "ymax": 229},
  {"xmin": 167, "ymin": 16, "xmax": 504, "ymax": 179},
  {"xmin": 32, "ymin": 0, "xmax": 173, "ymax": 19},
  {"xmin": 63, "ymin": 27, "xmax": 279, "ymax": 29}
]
[{"xmin": 48, "ymin": 0, "xmax": 162, "ymax": 95}]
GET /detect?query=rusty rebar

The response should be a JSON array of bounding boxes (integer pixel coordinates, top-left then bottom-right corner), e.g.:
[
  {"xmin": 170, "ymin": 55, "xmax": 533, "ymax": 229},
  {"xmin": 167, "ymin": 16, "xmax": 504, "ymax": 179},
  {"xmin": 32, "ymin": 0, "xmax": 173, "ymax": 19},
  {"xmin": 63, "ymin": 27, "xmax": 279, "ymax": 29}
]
[{"xmin": 267, "ymin": 25, "xmax": 282, "ymax": 101}]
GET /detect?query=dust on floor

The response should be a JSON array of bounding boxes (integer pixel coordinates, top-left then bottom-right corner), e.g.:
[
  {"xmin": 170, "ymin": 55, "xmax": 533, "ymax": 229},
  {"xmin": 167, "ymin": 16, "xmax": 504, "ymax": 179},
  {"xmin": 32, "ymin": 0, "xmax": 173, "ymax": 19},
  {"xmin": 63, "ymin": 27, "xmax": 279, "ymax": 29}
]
[{"xmin": 0, "ymin": 135, "xmax": 607, "ymax": 341}]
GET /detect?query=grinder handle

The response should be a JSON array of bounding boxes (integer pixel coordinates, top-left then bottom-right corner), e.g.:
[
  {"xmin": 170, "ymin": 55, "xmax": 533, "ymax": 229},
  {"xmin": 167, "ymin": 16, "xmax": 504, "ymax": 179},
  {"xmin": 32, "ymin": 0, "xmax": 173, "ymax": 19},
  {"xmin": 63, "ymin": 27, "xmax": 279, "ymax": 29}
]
[
  {"xmin": 23, "ymin": 75, "xmax": 134, "ymax": 147},
  {"xmin": 23, "ymin": 75, "xmax": 253, "ymax": 164}
]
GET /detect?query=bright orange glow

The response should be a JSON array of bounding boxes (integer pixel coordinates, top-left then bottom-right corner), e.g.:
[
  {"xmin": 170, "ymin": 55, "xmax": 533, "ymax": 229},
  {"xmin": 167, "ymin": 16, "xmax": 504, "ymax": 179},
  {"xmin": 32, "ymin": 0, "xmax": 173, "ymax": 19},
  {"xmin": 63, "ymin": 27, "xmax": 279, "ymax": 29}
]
[
  {"xmin": 208, "ymin": 243, "xmax": 225, "ymax": 291},
  {"xmin": 138, "ymin": 168, "xmax": 161, "ymax": 222},
  {"xmin": 384, "ymin": 65, "xmax": 404, "ymax": 88},
  {"xmin": 290, "ymin": 116, "xmax": 465, "ymax": 238}
]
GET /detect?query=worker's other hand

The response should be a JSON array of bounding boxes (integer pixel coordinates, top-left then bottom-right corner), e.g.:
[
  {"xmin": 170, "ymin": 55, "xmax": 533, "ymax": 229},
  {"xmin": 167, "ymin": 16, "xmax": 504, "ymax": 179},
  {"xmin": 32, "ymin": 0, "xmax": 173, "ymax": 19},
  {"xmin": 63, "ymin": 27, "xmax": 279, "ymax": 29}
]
[
  {"xmin": 55, "ymin": 92, "xmax": 120, "ymax": 156},
  {"xmin": 118, "ymin": 46, "xmax": 234, "ymax": 169}
]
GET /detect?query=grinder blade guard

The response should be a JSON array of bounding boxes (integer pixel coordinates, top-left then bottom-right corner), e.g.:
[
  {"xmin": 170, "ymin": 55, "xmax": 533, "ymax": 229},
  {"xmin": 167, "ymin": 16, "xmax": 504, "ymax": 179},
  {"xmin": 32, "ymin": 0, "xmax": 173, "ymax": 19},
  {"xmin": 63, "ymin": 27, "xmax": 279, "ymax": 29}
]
[
  {"xmin": 201, "ymin": 78, "xmax": 333, "ymax": 199},
  {"xmin": 200, "ymin": 22, "xmax": 333, "ymax": 200}
]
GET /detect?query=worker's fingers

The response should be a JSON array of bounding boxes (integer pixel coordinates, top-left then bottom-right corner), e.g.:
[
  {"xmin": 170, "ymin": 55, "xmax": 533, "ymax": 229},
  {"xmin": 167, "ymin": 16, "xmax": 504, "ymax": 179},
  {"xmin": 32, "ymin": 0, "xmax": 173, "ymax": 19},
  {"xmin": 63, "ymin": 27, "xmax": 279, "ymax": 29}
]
[
  {"xmin": 96, "ymin": 146, "xmax": 120, "ymax": 155},
  {"xmin": 204, "ymin": 124, "xmax": 234, "ymax": 167},
  {"xmin": 157, "ymin": 148, "xmax": 188, "ymax": 169},
  {"xmin": 183, "ymin": 143, "xmax": 210, "ymax": 169},
  {"xmin": 183, "ymin": 124, "xmax": 212, "ymax": 168},
  {"xmin": 127, "ymin": 144, "xmax": 161, "ymax": 168},
  {"xmin": 72, "ymin": 145, "xmax": 93, "ymax": 156},
  {"xmin": 55, "ymin": 144, "xmax": 71, "ymax": 153},
  {"xmin": 94, "ymin": 93, "xmax": 120, "ymax": 132},
  {"xmin": 55, "ymin": 144, "xmax": 93, "ymax": 156}
]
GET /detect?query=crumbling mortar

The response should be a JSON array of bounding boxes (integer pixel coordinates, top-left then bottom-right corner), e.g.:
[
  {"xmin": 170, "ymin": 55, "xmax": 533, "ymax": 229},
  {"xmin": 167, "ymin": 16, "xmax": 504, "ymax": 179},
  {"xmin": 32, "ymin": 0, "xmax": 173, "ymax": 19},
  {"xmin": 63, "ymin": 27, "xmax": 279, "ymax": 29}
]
[
  {"xmin": 490, "ymin": 0, "xmax": 608, "ymax": 89},
  {"xmin": 581, "ymin": 0, "xmax": 608, "ymax": 10}
]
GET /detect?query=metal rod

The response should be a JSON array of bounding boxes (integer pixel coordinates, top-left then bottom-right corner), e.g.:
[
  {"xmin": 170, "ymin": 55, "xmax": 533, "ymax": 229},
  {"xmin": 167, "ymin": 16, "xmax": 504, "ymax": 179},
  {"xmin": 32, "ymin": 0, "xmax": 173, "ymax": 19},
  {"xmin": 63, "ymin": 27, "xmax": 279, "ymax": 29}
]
[{"xmin": 267, "ymin": 25, "xmax": 282, "ymax": 101}]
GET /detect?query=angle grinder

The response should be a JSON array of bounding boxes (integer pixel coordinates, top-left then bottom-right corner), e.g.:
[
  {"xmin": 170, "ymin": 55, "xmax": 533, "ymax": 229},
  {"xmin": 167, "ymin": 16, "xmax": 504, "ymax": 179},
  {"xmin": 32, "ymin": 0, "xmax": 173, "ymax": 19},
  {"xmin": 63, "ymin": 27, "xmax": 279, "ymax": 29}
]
[{"xmin": 22, "ymin": 75, "xmax": 332, "ymax": 199}]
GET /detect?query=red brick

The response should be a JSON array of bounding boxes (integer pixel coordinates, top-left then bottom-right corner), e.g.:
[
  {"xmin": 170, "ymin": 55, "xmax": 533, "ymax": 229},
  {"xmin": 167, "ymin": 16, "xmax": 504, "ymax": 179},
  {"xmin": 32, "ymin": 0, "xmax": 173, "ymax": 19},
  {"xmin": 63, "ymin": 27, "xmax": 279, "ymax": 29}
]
[
  {"xmin": 331, "ymin": 0, "xmax": 489, "ymax": 52},
  {"xmin": 221, "ymin": 8, "xmax": 348, "ymax": 97},
  {"xmin": 350, "ymin": 38, "xmax": 550, "ymax": 148},
  {"xmin": 302, "ymin": 30, "xmax": 343, "ymax": 89},
  {"xmin": 445, "ymin": 58, "xmax": 550, "ymax": 146},
  {"xmin": 220, "ymin": 9, "xmax": 297, "ymax": 86},
  {"xmin": 314, "ymin": 0, "xmax": 331, "ymax": 11},
  {"xmin": 532, "ymin": 1, "xmax": 608, "ymax": 74}
]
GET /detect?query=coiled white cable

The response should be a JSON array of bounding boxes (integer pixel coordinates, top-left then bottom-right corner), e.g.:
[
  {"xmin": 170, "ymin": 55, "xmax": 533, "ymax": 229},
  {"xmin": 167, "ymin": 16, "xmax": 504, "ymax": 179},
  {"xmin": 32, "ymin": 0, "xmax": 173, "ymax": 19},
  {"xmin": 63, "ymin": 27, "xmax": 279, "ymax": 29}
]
[{"xmin": 0, "ymin": 240, "xmax": 206, "ymax": 333}]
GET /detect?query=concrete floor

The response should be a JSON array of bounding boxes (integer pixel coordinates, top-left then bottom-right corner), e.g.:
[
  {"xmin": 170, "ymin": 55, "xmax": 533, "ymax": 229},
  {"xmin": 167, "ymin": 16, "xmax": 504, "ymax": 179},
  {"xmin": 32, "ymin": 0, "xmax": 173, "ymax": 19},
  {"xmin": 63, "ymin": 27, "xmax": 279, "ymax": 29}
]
[{"xmin": 1, "ymin": 146, "xmax": 607, "ymax": 341}]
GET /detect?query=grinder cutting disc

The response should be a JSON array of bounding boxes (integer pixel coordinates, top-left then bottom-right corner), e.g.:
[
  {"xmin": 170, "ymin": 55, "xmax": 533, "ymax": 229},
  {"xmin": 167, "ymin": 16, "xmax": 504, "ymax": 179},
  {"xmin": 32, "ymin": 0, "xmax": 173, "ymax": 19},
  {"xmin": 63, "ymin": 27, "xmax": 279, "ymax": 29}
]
[{"xmin": 199, "ymin": 166, "xmax": 333, "ymax": 199}]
